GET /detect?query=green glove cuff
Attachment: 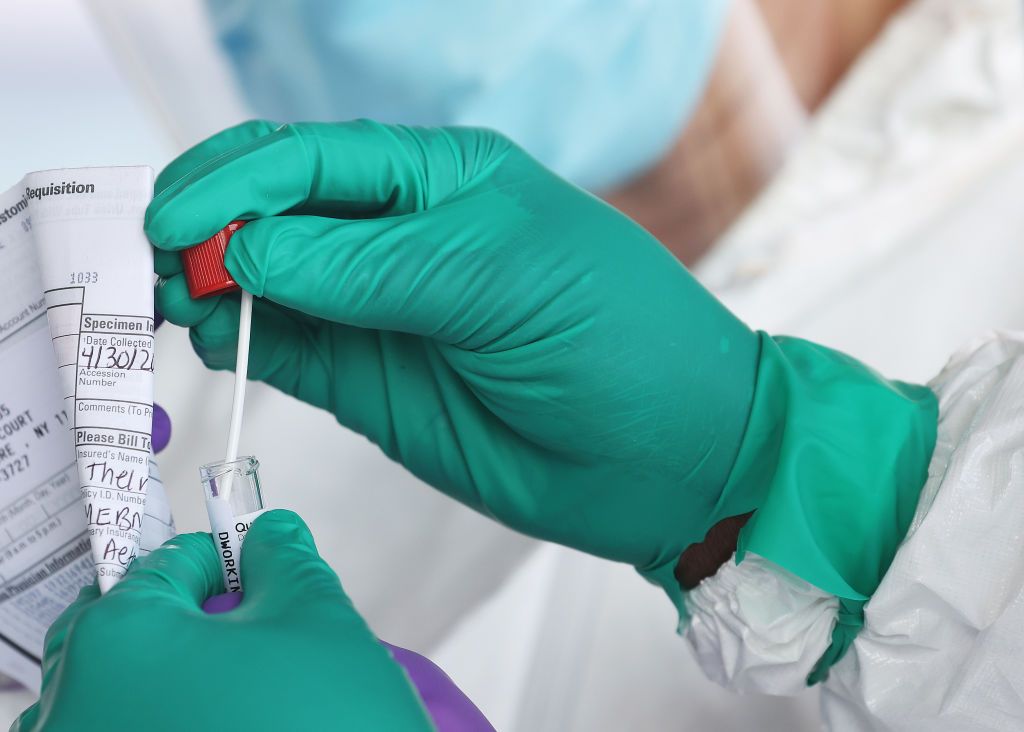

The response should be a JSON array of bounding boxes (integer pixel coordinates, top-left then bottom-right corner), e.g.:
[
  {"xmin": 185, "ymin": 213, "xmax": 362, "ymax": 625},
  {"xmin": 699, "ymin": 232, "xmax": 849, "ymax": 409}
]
[
  {"xmin": 656, "ymin": 334, "xmax": 936, "ymax": 660},
  {"xmin": 806, "ymin": 597, "xmax": 866, "ymax": 686},
  {"xmin": 731, "ymin": 334, "xmax": 937, "ymax": 601}
]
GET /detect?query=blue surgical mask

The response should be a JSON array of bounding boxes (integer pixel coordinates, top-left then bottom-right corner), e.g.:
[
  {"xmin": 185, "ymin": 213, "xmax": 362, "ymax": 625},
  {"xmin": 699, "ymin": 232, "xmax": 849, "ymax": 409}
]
[{"xmin": 206, "ymin": 0, "xmax": 730, "ymax": 191}]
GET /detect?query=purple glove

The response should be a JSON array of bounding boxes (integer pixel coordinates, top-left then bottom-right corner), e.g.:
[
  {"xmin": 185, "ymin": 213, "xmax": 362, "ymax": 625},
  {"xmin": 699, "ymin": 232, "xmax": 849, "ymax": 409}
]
[
  {"xmin": 381, "ymin": 641, "xmax": 495, "ymax": 732},
  {"xmin": 152, "ymin": 403, "xmax": 171, "ymax": 453},
  {"xmin": 203, "ymin": 593, "xmax": 494, "ymax": 731},
  {"xmin": 152, "ymin": 309, "xmax": 172, "ymax": 454}
]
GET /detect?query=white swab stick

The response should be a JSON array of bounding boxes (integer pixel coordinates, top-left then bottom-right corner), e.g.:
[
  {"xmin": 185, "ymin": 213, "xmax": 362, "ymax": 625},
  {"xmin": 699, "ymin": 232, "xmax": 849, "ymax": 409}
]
[{"xmin": 221, "ymin": 290, "xmax": 253, "ymax": 499}]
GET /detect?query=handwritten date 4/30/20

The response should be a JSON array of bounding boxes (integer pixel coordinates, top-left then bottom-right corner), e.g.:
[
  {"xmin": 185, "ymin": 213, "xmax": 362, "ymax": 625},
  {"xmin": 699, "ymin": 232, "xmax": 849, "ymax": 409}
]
[{"xmin": 79, "ymin": 345, "xmax": 153, "ymax": 371}]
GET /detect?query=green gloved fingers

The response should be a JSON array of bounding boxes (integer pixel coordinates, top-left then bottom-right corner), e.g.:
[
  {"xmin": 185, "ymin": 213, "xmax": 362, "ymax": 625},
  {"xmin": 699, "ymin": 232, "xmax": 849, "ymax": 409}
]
[
  {"xmin": 153, "ymin": 247, "xmax": 185, "ymax": 278},
  {"xmin": 151, "ymin": 119, "xmax": 282, "ymax": 283},
  {"xmin": 240, "ymin": 510, "xmax": 348, "ymax": 607},
  {"xmin": 154, "ymin": 119, "xmax": 280, "ymax": 196},
  {"xmin": 14, "ymin": 512, "xmax": 433, "ymax": 732},
  {"xmin": 155, "ymin": 274, "xmax": 219, "ymax": 327},
  {"xmin": 111, "ymin": 530, "xmax": 223, "ymax": 603},
  {"xmin": 147, "ymin": 121, "xmax": 510, "ymax": 250}
]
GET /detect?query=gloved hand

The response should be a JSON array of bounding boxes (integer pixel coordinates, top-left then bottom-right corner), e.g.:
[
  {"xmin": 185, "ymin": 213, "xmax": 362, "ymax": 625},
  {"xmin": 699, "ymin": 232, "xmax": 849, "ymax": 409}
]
[
  {"xmin": 147, "ymin": 120, "xmax": 761, "ymax": 598},
  {"xmin": 146, "ymin": 121, "xmax": 936, "ymax": 615},
  {"xmin": 12, "ymin": 511, "xmax": 435, "ymax": 731}
]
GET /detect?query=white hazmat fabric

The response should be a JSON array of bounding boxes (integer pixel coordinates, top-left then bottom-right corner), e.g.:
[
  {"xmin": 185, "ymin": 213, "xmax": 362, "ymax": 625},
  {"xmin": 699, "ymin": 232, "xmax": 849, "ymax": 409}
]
[
  {"xmin": 821, "ymin": 333, "xmax": 1024, "ymax": 731},
  {"xmin": 683, "ymin": 553, "xmax": 836, "ymax": 696}
]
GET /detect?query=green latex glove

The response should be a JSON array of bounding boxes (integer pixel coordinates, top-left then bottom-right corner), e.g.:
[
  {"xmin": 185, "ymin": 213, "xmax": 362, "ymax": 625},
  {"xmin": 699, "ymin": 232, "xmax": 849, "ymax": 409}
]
[
  {"xmin": 12, "ymin": 511, "xmax": 434, "ymax": 732},
  {"xmin": 146, "ymin": 120, "xmax": 762, "ymax": 600},
  {"xmin": 146, "ymin": 121, "xmax": 937, "ymax": 615}
]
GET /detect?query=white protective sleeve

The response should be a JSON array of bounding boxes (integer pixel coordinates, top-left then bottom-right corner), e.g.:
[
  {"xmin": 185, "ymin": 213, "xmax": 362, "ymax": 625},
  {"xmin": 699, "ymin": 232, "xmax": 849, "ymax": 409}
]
[
  {"xmin": 683, "ymin": 553, "xmax": 837, "ymax": 696},
  {"xmin": 685, "ymin": 331, "xmax": 1024, "ymax": 731},
  {"xmin": 821, "ymin": 332, "xmax": 1024, "ymax": 731}
]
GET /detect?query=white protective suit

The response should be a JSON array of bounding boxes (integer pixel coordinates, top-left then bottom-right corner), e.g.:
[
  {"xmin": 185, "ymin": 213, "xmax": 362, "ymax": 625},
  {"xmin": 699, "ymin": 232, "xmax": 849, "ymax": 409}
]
[{"xmin": 685, "ymin": 333, "xmax": 1024, "ymax": 730}]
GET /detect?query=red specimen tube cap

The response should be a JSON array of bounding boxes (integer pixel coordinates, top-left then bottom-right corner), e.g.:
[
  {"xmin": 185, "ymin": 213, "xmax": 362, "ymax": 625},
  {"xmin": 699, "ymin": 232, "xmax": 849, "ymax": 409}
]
[{"xmin": 182, "ymin": 220, "xmax": 247, "ymax": 299}]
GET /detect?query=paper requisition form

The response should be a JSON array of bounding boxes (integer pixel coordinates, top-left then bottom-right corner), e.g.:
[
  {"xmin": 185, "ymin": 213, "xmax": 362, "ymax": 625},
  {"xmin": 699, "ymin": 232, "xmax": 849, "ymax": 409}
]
[{"xmin": 0, "ymin": 167, "xmax": 175, "ymax": 688}]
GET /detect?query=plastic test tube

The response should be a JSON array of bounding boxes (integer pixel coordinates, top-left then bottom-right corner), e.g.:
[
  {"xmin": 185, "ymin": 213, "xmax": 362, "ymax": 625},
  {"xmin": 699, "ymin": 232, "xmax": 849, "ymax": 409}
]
[{"xmin": 201, "ymin": 456, "xmax": 266, "ymax": 593}]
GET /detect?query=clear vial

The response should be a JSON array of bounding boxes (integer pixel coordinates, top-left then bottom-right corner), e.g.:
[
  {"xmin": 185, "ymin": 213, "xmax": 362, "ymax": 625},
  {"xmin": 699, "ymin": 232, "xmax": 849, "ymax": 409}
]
[
  {"xmin": 201, "ymin": 456, "xmax": 266, "ymax": 593},
  {"xmin": 200, "ymin": 456, "xmax": 264, "ymax": 514}
]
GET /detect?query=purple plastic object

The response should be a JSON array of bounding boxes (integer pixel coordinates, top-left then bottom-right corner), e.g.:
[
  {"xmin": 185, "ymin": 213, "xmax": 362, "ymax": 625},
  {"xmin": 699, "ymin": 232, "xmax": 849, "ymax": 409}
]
[
  {"xmin": 382, "ymin": 642, "xmax": 495, "ymax": 732},
  {"xmin": 200, "ymin": 593, "xmax": 493, "ymax": 730},
  {"xmin": 202, "ymin": 592, "xmax": 243, "ymax": 614},
  {"xmin": 152, "ymin": 309, "xmax": 171, "ymax": 454},
  {"xmin": 152, "ymin": 403, "xmax": 171, "ymax": 454}
]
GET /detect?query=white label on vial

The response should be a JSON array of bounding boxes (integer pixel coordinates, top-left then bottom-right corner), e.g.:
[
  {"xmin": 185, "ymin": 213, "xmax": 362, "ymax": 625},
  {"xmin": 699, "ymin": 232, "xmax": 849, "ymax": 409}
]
[{"xmin": 206, "ymin": 499, "xmax": 266, "ymax": 593}]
